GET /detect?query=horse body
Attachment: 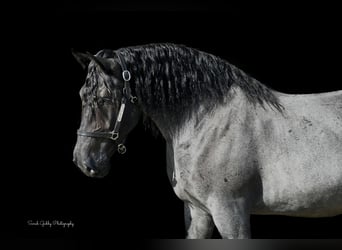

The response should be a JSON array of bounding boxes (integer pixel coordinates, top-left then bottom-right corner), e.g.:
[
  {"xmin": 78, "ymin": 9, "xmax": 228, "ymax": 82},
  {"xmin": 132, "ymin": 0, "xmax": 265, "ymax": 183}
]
[
  {"xmin": 167, "ymin": 88, "xmax": 342, "ymax": 238},
  {"xmin": 72, "ymin": 44, "xmax": 342, "ymax": 238}
]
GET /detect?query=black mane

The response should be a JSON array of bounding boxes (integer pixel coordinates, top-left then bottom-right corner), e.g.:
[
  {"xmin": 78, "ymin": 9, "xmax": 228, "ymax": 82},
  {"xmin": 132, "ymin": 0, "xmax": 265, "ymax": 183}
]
[{"xmin": 97, "ymin": 43, "xmax": 282, "ymax": 129}]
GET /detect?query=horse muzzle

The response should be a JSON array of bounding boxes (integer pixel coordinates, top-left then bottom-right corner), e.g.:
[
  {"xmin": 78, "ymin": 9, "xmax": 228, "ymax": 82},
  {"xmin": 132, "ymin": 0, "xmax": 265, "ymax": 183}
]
[{"xmin": 73, "ymin": 156, "xmax": 110, "ymax": 178}]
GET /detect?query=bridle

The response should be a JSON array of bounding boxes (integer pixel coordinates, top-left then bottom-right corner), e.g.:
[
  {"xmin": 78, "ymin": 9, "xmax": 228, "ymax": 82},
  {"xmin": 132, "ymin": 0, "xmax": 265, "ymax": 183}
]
[{"xmin": 77, "ymin": 52, "xmax": 137, "ymax": 154}]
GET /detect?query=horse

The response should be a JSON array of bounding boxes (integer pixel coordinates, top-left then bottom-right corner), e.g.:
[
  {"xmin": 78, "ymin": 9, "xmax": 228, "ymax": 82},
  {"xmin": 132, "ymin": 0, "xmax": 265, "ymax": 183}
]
[{"xmin": 72, "ymin": 43, "xmax": 342, "ymax": 238}]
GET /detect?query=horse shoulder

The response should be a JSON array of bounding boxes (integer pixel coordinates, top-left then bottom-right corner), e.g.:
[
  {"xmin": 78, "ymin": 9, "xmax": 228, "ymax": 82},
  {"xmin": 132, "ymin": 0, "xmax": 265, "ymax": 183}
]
[{"xmin": 171, "ymin": 95, "xmax": 261, "ymax": 208}]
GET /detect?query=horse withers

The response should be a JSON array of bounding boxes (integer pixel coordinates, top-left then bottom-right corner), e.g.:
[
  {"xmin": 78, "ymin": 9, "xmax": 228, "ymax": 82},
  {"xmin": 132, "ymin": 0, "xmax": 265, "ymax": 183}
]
[{"xmin": 72, "ymin": 44, "xmax": 342, "ymax": 238}]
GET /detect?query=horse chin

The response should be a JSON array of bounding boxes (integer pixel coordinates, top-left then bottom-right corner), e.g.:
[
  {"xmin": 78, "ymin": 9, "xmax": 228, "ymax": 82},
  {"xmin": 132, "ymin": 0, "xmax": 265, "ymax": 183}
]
[{"xmin": 81, "ymin": 164, "xmax": 111, "ymax": 178}]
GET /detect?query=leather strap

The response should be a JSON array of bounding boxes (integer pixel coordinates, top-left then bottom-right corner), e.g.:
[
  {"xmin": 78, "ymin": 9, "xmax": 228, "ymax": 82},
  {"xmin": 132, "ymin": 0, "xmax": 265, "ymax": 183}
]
[{"xmin": 77, "ymin": 51, "xmax": 137, "ymax": 154}]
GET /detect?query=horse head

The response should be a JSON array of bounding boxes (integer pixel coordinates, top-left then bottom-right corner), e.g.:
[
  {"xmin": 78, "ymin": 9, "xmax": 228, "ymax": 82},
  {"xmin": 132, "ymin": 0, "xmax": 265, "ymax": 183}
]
[{"xmin": 72, "ymin": 50, "xmax": 141, "ymax": 178}]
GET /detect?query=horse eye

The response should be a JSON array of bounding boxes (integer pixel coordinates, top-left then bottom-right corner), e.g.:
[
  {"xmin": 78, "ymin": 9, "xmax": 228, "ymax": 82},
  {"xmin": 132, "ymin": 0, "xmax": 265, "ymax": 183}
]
[
  {"xmin": 97, "ymin": 97, "xmax": 112, "ymax": 106},
  {"xmin": 103, "ymin": 97, "xmax": 112, "ymax": 103}
]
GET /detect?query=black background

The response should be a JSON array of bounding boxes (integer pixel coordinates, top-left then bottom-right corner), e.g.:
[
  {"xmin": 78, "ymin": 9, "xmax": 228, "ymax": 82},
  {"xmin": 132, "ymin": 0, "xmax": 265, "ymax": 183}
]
[{"xmin": 6, "ymin": 1, "xmax": 342, "ymax": 244}]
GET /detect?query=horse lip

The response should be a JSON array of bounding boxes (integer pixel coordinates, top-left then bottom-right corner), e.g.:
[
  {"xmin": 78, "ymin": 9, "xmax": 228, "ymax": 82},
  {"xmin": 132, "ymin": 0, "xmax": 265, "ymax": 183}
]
[
  {"xmin": 82, "ymin": 166, "xmax": 98, "ymax": 177},
  {"xmin": 73, "ymin": 157, "xmax": 110, "ymax": 178},
  {"xmin": 82, "ymin": 164, "xmax": 109, "ymax": 178},
  {"xmin": 86, "ymin": 166, "xmax": 97, "ymax": 176}
]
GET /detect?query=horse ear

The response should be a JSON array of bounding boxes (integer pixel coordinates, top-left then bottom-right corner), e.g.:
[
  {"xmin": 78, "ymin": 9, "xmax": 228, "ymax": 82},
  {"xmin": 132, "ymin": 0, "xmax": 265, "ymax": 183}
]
[
  {"xmin": 71, "ymin": 49, "xmax": 90, "ymax": 70},
  {"xmin": 85, "ymin": 52, "xmax": 114, "ymax": 74}
]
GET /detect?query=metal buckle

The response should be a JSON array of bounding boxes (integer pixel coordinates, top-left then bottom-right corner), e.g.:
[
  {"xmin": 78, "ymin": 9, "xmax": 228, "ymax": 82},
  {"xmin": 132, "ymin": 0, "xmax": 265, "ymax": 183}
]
[
  {"xmin": 117, "ymin": 144, "xmax": 127, "ymax": 154},
  {"xmin": 110, "ymin": 131, "xmax": 119, "ymax": 141},
  {"xmin": 122, "ymin": 70, "xmax": 131, "ymax": 81}
]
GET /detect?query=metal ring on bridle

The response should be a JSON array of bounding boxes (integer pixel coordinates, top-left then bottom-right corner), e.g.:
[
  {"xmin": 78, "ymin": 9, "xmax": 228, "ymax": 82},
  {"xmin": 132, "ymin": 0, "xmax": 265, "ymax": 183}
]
[
  {"xmin": 117, "ymin": 144, "xmax": 127, "ymax": 154},
  {"xmin": 110, "ymin": 131, "xmax": 119, "ymax": 141},
  {"xmin": 122, "ymin": 70, "xmax": 131, "ymax": 81},
  {"xmin": 130, "ymin": 96, "xmax": 138, "ymax": 103}
]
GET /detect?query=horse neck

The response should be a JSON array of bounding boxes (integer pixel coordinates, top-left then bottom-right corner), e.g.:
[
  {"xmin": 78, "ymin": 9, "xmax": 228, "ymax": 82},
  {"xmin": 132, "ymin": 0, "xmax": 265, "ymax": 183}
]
[
  {"xmin": 144, "ymin": 86, "xmax": 253, "ymax": 143},
  {"xmin": 143, "ymin": 110, "xmax": 174, "ymax": 142}
]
